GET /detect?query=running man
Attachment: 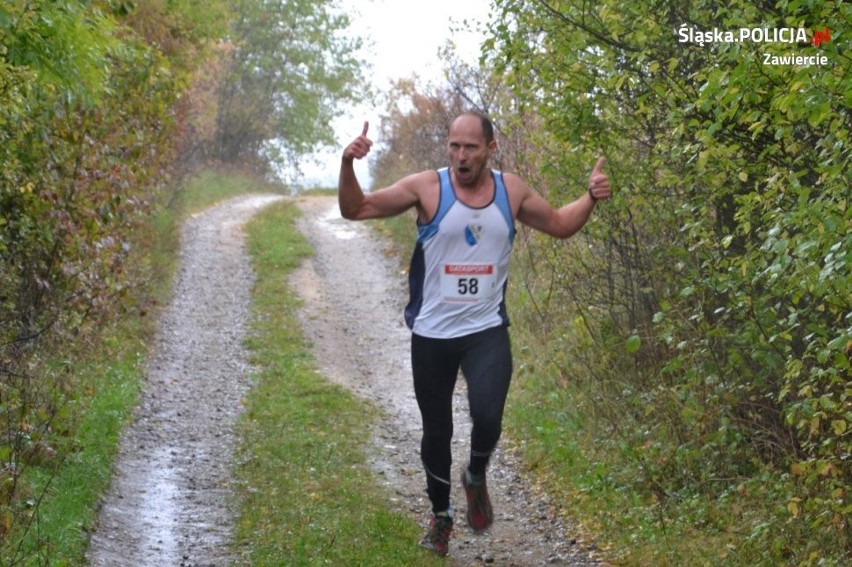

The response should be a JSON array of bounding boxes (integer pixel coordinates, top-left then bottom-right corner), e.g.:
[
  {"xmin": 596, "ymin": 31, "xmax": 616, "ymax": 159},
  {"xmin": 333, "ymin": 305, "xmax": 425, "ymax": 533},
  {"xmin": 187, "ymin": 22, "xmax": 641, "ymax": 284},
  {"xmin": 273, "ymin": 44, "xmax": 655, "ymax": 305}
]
[{"xmin": 338, "ymin": 111, "xmax": 611, "ymax": 556}]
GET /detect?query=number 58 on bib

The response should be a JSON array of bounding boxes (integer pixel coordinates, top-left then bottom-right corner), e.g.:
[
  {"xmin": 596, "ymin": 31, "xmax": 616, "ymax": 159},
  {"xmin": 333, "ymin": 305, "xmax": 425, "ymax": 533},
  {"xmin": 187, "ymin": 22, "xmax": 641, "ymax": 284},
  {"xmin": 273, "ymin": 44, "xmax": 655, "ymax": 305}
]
[{"xmin": 440, "ymin": 263, "xmax": 497, "ymax": 303}]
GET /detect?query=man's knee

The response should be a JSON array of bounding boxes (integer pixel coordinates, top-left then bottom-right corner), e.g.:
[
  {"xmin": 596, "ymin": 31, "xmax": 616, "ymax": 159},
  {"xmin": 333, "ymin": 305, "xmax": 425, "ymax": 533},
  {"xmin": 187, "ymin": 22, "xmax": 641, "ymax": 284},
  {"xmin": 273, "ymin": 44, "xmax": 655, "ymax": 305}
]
[
  {"xmin": 471, "ymin": 413, "xmax": 503, "ymax": 447},
  {"xmin": 422, "ymin": 421, "xmax": 454, "ymax": 447}
]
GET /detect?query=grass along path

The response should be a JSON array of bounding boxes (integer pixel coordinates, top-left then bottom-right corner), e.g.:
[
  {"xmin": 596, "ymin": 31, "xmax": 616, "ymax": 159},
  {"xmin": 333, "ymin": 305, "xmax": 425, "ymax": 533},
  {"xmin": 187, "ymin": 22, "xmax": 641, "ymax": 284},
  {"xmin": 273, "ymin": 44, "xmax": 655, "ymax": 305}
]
[{"xmin": 233, "ymin": 199, "xmax": 443, "ymax": 566}]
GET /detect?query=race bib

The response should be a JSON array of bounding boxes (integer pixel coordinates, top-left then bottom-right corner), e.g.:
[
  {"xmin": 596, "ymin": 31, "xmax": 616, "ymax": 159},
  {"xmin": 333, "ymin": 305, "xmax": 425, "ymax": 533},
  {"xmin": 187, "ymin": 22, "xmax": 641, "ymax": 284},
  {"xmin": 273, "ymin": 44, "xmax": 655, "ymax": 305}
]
[{"xmin": 440, "ymin": 263, "xmax": 497, "ymax": 302}]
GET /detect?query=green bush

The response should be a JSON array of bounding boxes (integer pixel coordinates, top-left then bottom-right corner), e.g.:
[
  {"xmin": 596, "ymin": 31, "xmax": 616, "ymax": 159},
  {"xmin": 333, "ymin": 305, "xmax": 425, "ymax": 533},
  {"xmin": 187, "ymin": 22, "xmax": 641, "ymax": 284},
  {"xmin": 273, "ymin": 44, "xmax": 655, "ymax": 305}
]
[
  {"xmin": 0, "ymin": 0, "xmax": 228, "ymax": 552},
  {"xmin": 490, "ymin": 0, "xmax": 849, "ymax": 562}
]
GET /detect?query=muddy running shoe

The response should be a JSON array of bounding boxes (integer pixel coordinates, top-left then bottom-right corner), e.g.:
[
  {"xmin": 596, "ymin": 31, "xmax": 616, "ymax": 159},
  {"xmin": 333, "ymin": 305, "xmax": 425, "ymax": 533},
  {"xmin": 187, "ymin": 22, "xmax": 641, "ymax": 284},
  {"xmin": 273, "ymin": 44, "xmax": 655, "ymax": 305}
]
[
  {"xmin": 419, "ymin": 511, "xmax": 453, "ymax": 556},
  {"xmin": 462, "ymin": 469, "xmax": 493, "ymax": 532}
]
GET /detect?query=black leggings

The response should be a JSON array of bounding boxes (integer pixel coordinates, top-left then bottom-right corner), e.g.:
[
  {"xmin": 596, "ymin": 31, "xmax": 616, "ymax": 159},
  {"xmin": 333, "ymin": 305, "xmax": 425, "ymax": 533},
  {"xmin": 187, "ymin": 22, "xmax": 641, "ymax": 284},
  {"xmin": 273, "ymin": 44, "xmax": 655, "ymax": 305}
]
[{"xmin": 411, "ymin": 325, "xmax": 513, "ymax": 513}]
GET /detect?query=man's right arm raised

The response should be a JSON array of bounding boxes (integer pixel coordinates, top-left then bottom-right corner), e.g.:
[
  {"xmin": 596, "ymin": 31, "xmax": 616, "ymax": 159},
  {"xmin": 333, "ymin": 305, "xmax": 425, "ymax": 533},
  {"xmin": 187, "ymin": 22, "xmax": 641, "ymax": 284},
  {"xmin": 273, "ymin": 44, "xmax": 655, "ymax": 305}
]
[{"xmin": 338, "ymin": 121, "xmax": 421, "ymax": 221}]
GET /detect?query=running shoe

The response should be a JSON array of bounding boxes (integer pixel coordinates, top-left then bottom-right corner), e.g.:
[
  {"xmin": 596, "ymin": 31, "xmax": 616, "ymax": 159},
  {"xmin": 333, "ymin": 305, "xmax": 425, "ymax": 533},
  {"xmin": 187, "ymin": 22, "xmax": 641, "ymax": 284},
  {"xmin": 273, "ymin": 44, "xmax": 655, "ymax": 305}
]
[
  {"xmin": 462, "ymin": 469, "xmax": 494, "ymax": 531},
  {"xmin": 419, "ymin": 511, "xmax": 453, "ymax": 556}
]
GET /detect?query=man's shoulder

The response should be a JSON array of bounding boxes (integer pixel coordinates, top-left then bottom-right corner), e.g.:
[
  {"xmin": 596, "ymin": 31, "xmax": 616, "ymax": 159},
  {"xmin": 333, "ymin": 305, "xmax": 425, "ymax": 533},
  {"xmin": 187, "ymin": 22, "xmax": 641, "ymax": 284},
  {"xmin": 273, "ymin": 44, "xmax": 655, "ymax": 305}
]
[
  {"xmin": 495, "ymin": 170, "xmax": 521, "ymax": 183},
  {"xmin": 497, "ymin": 171, "xmax": 529, "ymax": 195},
  {"xmin": 495, "ymin": 171, "xmax": 533, "ymax": 217},
  {"xmin": 401, "ymin": 170, "xmax": 441, "ymax": 192}
]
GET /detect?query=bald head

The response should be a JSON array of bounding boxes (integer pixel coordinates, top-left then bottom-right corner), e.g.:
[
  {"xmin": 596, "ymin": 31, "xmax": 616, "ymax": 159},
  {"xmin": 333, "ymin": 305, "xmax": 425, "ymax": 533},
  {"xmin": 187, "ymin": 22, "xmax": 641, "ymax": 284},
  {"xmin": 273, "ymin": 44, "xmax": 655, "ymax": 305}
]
[{"xmin": 450, "ymin": 111, "xmax": 494, "ymax": 144}]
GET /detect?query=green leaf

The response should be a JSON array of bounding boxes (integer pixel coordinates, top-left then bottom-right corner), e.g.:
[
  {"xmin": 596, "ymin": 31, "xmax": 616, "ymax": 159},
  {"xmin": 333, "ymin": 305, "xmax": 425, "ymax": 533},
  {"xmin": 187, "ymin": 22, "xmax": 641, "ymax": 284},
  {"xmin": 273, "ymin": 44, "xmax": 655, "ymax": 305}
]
[{"xmin": 626, "ymin": 334, "xmax": 641, "ymax": 354}]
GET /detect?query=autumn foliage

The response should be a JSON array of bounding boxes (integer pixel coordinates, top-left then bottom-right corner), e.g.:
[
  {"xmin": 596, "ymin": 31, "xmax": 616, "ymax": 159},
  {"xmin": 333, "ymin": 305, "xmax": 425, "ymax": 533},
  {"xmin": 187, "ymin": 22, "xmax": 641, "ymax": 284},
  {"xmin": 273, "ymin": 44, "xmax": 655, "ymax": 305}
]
[
  {"xmin": 369, "ymin": 1, "xmax": 849, "ymax": 563},
  {"xmin": 0, "ymin": 0, "xmax": 229, "ymax": 547}
]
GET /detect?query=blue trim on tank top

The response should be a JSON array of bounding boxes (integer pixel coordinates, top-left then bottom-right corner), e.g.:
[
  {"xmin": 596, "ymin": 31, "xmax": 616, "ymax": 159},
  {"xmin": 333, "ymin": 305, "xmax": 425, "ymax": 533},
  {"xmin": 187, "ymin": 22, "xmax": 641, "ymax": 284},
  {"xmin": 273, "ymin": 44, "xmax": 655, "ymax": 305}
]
[
  {"xmin": 416, "ymin": 168, "xmax": 515, "ymax": 243},
  {"xmin": 492, "ymin": 170, "xmax": 516, "ymax": 242}
]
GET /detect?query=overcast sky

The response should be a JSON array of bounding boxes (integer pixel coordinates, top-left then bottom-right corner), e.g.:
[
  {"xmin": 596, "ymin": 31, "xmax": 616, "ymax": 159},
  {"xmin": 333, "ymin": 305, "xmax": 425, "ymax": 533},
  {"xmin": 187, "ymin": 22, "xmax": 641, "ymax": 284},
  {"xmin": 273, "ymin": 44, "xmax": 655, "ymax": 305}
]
[{"xmin": 298, "ymin": 0, "xmax": 492, "ymax": 188}]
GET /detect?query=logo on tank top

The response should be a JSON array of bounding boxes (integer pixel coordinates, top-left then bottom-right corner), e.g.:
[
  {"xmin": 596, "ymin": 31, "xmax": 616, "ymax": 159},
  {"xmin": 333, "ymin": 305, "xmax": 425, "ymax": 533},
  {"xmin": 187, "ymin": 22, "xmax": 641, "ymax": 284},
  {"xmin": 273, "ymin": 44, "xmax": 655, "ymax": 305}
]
[{"xmin": 464, "ymin": 224, "xmax": 483, "ymax": 246}]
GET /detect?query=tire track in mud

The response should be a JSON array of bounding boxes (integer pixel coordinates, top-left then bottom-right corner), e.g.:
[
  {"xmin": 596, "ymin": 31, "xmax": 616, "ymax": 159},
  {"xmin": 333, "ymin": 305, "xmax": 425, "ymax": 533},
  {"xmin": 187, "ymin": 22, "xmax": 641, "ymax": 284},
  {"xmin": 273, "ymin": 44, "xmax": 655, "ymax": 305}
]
[{"xmin": 86, "ymin": 194, "xmax": 283, "ymax": 567}]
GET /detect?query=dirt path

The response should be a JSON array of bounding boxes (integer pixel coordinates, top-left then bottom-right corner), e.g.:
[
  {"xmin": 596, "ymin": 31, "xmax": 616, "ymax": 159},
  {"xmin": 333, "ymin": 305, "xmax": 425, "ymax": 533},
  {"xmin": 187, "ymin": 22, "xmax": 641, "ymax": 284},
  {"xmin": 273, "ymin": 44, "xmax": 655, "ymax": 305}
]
[
  {"xmin": 290, "ymin": 195, "xmax": 602, "ymax": 566},
  {"xmin": 86, "ymin": 193, "xmax": 603, "ymax": 566},
  {"xmin": 86, "ymin": 194, "xmax": 284, "ymax": 566}
]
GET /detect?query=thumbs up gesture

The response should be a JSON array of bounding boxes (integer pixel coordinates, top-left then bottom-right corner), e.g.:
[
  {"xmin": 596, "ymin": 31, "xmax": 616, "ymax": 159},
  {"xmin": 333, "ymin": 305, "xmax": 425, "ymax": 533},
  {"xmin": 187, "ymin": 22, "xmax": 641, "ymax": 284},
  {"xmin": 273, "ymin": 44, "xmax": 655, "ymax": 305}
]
[
  {"xmin": 343, "ymin": 121, "xmax": 373, "ymax": 161},
  {"xmin": 588, "ymin": 157, "xmax": 611, "ymax": 202}
]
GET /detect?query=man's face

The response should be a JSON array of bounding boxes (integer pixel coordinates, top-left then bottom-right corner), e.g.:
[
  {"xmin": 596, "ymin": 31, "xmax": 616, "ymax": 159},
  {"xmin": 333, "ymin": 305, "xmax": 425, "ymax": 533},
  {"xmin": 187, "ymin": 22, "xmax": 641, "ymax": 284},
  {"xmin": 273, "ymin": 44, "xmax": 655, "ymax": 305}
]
[{"xmin": 447, "ymin": 115, "xmax": 496, "ymax": 188}]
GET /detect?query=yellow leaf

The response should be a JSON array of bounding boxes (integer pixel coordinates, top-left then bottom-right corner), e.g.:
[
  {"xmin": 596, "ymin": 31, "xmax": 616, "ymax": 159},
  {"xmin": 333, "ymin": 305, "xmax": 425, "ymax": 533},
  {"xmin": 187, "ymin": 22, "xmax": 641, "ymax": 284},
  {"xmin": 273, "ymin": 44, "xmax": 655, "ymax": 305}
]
[
  {"xmin": 738, "ymin": 171, "xmax": 748, "ymax": 182},
  {"xmin": 787, "ymin": 498, "xmax": 800, "ymax": 518},
  {"xmin": 818, "ymin": 462, "xmax": 836, "ymax": 477},
  {"xmin": 810, "ymin": 416, "xmax": 821, "ymax": 436}
]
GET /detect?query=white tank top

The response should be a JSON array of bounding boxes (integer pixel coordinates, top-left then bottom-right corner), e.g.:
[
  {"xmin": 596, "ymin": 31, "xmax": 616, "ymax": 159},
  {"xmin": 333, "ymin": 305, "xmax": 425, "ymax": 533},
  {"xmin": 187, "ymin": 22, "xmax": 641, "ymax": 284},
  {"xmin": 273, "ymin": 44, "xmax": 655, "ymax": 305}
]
[{"xmin": 405, "ymin": 167, "xmax": 515, "ymax": 338}]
